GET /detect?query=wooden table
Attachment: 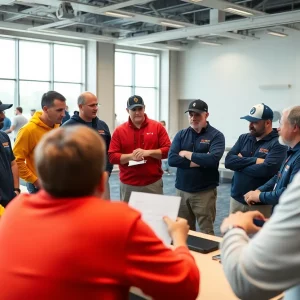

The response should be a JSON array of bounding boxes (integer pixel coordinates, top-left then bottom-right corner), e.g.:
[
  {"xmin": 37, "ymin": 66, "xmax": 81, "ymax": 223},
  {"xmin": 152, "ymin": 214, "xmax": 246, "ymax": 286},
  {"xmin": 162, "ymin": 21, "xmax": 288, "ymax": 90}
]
[{"xmin": 131, "ymin": 231, "xmax": 282, "ymax": 300}]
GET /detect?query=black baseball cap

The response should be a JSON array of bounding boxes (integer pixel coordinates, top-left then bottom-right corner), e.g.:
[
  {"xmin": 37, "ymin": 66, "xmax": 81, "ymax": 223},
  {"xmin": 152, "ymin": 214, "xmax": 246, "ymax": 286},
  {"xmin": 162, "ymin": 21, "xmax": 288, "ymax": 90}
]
[
  {"xmin": 127, "ymin": 95, "xmax": 145, "ymax": 110},
  {"xmin": 0, "ymin": 101, "xmax": 13, "ymax": 111},
  {"xmin": 185, "ymin": 99, "xmax": 208, "ymax": 114}
]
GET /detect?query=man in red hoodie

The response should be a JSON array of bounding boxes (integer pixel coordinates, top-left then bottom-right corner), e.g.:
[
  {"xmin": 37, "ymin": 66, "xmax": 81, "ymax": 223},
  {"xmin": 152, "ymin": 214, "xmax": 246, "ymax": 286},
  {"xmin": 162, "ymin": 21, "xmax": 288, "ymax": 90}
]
[
  {"xmin": 109, "ymin": 95, "xmax": 171, "ymax": 202},
  {"xmin": 0, "ymin": 125, "xmax": 199, "ymax": 300}
]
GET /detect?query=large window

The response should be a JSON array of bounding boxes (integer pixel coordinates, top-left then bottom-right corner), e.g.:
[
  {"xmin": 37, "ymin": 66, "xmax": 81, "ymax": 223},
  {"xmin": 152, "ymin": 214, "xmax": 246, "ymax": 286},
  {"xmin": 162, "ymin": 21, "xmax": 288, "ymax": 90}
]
[
  {"xmin": 114, "ymin": 51, "xmax": 159, "ymax": 125},
  {"xmin": 0, "ymin": 37, "xmax": 85, "ymax": 121}
]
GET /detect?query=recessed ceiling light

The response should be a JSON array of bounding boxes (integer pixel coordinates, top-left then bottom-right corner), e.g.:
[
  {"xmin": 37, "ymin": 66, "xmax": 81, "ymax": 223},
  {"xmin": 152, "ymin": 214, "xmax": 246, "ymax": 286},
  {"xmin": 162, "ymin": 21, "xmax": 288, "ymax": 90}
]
[
  {"xmin": 160, "ymin": 21, "xmax": 185, "ymax": 28},
  {"xmin": 267, "ymin": 30, "xmax": 288, "ymax": 37},
  {"xmin": 105, "ymin": 11, "xmax": 133, "ymax": 18},
  {"xmin": 190, "ymin": 0, "xmax": 203, "ymax": 2},
  {"xmin": 224, "ymin": 7, "xmax": 253, "ymax": 17},
  {"xmin": 200, "ymin": 41, "xmax": 222, "ymax": 46}
]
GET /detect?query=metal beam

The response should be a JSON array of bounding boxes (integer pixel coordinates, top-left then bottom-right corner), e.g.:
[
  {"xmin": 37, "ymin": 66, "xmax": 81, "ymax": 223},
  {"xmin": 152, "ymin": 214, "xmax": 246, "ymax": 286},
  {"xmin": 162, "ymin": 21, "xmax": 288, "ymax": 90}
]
[
  {"xmin": 27, "ymin": 18, "xmax": 80, "ymax": 31},
  {"xmin": 116, "ymin": 9, "xmax": 300, "ymax": 45},
  {"xmin": 181, "ymin": 0, "xmax": 265, "ymax": 16},
  {"xmin": 4, "ymin": 6, "xmax": 53, "ymax": 22},
  {"xmin": 0, "ymin": 20, "xmax": 117, "ymax": 42}
]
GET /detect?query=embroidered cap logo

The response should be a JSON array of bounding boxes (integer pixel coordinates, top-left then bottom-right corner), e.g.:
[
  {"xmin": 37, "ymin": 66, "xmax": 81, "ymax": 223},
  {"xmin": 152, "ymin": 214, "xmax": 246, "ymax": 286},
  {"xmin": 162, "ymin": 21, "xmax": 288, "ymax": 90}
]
[{"xmin": 134, "ymin": 97, "xmax": 139, "ymax": 103}]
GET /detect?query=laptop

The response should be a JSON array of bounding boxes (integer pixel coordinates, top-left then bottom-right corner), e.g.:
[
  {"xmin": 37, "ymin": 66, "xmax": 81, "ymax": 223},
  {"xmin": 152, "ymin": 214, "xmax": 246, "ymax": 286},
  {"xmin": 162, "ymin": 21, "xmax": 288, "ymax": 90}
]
[{"xmin": 187, "ymin": 235, "xmax": 219, "ymax": 254}]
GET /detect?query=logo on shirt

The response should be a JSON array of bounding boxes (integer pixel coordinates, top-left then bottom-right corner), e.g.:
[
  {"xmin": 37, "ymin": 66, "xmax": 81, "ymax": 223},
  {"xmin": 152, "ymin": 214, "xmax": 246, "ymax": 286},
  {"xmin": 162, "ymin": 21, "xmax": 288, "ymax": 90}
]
[
  {"xmin": 2, "ymin": 142, "xmax": 9, "ymax": 148},
  {"xmin": 259, "ymin": 148, "xmax": 269, "ymax": 154},
  {"xmin": 98, "ymin": 130, "xmax": 105, "ymax": 135},
  {"xmin": 146, "ymin": 132, "xmax": 154, "ymax": 135},
  {"xmin": 200, "ymin": 139, "xmax": 210, "ymax": 144},
  {"xmin": 284, "ymin": 165, "xmax": 290, "ymax": 172}
]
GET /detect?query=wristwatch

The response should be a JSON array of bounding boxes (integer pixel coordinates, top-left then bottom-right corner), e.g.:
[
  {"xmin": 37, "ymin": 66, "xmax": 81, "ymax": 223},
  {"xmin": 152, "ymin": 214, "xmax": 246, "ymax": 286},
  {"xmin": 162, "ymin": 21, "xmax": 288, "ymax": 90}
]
[{"xmin": 14, "ymin": 188, "xmax": 21, "ymax": 193}]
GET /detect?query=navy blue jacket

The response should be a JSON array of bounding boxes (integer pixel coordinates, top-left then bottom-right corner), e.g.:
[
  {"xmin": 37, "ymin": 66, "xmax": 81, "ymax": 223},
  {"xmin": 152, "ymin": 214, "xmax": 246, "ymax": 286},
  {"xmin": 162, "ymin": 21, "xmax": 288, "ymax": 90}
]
[
  {"xmin": 0, "ymin": 132, "xmax": 15, "ymax": 207},
  {"xmin": 61, "ymin": 110, "xmax": 70, "ymax": 124},
  {"xmin": 225, "ymin": 130, "xmax": 287, "ymax": 205},
  {"xmin": 62, "ymin": 112, "xmax": 113, "ymax": 174},
  {"xmin": 258, "ymin": 142, "xmax": 300, "ymax": 205},
  {"xmin": 168, "ymin": 123, "xmax": 225, "ymax": 193}
]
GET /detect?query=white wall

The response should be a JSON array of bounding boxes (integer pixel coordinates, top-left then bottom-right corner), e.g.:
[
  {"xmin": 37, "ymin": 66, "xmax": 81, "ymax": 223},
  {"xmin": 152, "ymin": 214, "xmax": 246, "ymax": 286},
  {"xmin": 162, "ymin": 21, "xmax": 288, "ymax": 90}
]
[{"xmin": 177, "ymin": 32, "xmax": 300, "ymax": 146}]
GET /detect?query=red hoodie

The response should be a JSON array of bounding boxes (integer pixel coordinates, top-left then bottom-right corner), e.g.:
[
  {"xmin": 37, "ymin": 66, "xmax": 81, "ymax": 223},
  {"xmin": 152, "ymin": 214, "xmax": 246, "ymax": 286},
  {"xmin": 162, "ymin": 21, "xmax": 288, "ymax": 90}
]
[
  {"xmin": 0, "ymin": 191, "xmax": 200, "ymax": 300},
  {"xmin": 109, "ymin": 115, "xmax": 171, "ymax": 186}
]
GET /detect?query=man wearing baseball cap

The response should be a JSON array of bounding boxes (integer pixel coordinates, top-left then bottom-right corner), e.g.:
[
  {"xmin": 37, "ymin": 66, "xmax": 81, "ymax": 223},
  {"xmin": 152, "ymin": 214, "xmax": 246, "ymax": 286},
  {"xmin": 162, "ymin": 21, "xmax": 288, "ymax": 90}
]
[
  {"xmin": 225, "ymin": 103, "xmax": 287, "ymax": 216},
  {"xmin": 168, "ymin": 99, "xmax": 225, "ymax": 235},
  {"xmin": 109, "ymin": 95, "xmax": 171, "ymax": 202},
  {"xmin": 0, "ymin": 100, "xmax": 20, "ymax": 210}
]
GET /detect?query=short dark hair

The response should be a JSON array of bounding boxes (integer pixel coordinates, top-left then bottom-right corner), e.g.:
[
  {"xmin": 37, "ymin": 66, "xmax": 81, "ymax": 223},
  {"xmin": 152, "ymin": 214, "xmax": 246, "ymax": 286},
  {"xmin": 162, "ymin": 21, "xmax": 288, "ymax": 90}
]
[
  {"xmin": 16, "ymin": 106, "xmax": 23, "ymax": 113},
  {"xmin": 35, "ymin": 126, "xmax": 106, "ymax": 198},
  {"xmin": 41, "ymin": 91, "xmax": 66, "ymax": 109}
]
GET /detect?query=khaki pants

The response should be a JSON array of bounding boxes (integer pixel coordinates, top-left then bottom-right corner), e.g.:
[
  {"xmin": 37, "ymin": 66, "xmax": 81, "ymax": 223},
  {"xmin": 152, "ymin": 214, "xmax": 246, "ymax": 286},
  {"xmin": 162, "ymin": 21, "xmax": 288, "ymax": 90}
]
[
  {"xmin": 120, "ymin": 179, "xmax": 163, "ymax": 203},
  {"xmin": 229, "ymin": 197, "xmax": 272, "ymax": 218},
  {"xmin": 177, "ymin": 188, "xmax": 217, "ymax": 235}
]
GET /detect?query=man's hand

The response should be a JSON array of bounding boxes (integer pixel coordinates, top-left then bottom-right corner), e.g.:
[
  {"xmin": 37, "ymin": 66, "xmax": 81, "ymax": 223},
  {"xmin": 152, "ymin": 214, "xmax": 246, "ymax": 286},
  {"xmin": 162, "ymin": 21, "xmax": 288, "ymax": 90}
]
[
  {"xmin": 244, "ymin": 190, "xmax": 261, "ymax": 205},
  {"xmin": 132, "ymin": 148, "xmax": 149, "ymax": 161},
  {"xmin": 256, "ymin": 158, "xmax": 265, "ymax": 164},
  {"xmin": 163, "ymin": 216, "xmax": 189, "ymax": 248},
  {"xmin": 179, "ymin": 150, "xmax": 192, "ymax": 160},
  {"xmin": 220, "ymin": 211, "xmax": 266, "ymax": 235},
  {"xmin": 238, "ymin": 153, "xmax": 243, "ymax": 158},
  {"xmin": 190, "ymin": 161, "xmax": 200, "ymax": 168}
]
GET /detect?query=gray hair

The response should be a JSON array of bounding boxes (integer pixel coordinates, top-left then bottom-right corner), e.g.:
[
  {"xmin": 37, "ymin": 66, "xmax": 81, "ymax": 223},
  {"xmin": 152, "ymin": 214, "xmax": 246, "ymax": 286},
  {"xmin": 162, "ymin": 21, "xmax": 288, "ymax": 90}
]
[
  {"xmin": 77, "ymin": 94, "xmax": 86, "ymax": 105},
  {"xmin": 285, "ymin": 106, "xmax": 300, "ymax": 128}
]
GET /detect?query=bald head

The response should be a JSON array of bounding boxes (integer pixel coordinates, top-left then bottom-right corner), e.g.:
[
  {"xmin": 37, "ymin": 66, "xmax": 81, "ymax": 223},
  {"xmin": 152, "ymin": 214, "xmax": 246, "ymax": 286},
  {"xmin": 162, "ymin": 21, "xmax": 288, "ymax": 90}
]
[
  {"xmin": 77, "ymin": 92, "xmax": 99, "ymax": 122},
  {"xmin": 35, "ymin": 125, "xmax": 106, "ymax": 198}
]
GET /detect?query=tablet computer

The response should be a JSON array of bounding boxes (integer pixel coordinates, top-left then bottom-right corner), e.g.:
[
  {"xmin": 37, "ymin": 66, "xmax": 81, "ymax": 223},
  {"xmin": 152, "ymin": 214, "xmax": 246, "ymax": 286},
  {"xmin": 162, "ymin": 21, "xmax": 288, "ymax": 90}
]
[{"xmin": 187, "ymin": 235, "xmax": 219, "ymax": 254}]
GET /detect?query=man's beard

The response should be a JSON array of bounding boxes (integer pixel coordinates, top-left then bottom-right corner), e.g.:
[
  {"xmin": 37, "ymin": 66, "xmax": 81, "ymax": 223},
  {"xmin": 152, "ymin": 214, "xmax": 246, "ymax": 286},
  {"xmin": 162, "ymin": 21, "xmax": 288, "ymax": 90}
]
[{"xmin": 279, "ymin": 136, "xmax": 290, "ymax": 147}]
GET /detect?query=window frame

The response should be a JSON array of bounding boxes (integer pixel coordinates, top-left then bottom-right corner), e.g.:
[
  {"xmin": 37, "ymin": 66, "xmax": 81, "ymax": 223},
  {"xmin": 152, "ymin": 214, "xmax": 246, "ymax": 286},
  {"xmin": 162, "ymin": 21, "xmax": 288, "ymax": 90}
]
[
  {"xmin": 0, "ymin": 36, "xmax": 86, "ymax": 111},
  {"xmin": 114, "ymin": 50, "xmax": 160, "ymax": 121}
]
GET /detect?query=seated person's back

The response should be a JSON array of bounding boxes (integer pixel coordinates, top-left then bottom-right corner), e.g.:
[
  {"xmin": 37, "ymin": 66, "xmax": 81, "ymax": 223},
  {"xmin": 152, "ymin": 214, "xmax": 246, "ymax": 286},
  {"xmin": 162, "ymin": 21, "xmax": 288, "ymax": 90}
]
[{"xmin": 0, "ymin": 125, "xmax": 199, "ymax": 300}]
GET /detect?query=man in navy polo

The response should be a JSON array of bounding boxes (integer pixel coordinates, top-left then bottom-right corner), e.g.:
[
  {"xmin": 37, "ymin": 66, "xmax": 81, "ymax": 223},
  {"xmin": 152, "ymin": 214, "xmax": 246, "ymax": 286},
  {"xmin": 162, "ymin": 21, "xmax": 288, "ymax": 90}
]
[
  {"xmin": 0, "ymin": 101, "xmax": 20, "ymax": 208},
  {"xmin": 225, "ymin": 103, "xmax": 287, "ymax": 217},
  {"xmin": 244, "ymin": 106, "xmax": 300, "ymax": 210},
  {"xmin": 168, "ymin": 100, "xmax": 225, "ymax": 235}
]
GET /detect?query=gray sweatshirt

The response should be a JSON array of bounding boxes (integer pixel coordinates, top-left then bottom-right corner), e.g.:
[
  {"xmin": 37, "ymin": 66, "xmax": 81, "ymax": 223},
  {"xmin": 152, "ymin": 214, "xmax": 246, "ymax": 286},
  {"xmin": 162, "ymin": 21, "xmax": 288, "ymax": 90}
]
[{"xmin": 221, "ymin": 172, "xmax": 300, "ymax": 300}]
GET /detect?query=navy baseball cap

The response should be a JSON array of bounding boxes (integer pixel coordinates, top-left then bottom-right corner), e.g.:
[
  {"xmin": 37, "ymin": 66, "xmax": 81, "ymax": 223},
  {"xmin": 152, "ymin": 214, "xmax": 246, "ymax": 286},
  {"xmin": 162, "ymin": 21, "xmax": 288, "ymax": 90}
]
[
  {"xmin": 0, "ymin": 101, "xmax": 13, "ymax": 111},
  {"xmin": 240, "ymin": 103, "xmax": 273, "ymax": 122},
  {"xmin": 127, "ymin": 95, "xmax": 145, "ymax": 110},
  {"xmin": 185, "ymin": 99, "xmax": 208, "ymax": 114}
]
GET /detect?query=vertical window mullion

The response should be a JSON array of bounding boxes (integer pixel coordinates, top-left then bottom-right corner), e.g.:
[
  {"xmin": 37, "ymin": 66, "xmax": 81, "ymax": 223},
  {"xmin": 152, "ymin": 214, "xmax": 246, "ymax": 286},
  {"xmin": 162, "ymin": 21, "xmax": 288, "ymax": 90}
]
[
  {"xmin": 132, "ymin": 53, "xmax": 135, "ymax": 95},
  {"xmin": 15, "ymin": 39, "xmax": 20, "ymax": 106},
  {"xmin": 50, "ymin": 43, "xmax": 54, "ymax": 90}
]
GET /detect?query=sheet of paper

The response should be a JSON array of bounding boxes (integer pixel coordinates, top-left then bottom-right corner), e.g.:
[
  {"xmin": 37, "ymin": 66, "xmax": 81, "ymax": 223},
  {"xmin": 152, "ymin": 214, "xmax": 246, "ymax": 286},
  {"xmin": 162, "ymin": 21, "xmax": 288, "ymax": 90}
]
[
  {"xmin": 128, "ymin": 192, "xmax": 181, "ymax": 245},
  {"xmin": 128, "ymin": 160, "xmax": 146, "ymax": 167}
]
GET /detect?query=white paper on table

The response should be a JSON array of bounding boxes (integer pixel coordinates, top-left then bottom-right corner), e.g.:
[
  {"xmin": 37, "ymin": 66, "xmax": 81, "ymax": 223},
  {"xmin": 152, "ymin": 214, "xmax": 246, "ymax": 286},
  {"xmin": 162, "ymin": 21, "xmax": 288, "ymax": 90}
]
[
  {"xmin": 128, "ymin": 160, "xmax": 146, "ymax": 167},
  {"xmin": 128, "ymin": 192, "xmax": 181, "ymax": 245}
]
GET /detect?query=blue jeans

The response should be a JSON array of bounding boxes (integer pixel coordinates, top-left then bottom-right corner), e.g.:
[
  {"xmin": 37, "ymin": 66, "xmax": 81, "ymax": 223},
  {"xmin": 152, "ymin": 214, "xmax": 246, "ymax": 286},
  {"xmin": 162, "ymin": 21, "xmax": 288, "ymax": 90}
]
[
  {"xmin": 26, "ymin": 182, "xmax": 39, "ymax": 194},
  {"xmin": 162, "ymin": 159, "xmax": 169, "ymax": 171}
]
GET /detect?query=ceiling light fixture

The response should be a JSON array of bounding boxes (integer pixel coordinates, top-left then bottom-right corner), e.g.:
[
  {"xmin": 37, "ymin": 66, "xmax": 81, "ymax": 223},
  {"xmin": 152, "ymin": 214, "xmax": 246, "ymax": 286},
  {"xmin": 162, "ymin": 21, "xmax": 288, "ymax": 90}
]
[
  {"xmin": 224, "ymin": 7, "xmax": 253, "ymax": 17},
  {"xmin": 105, "ymin": 11, "xmax": 133, "ymax": 18},
  {"xmin": 166, "ymin": 46, "xmax": 181, "ymax": 50},
  {"xmin": 200, "ymin": 41, "xmax": 222, "ymax": 46},
  {"xmin": 160, "ymin": 21, "xmax": 185, "ymax": 28},
  {"xmin": 267, "ymin": 30, "xmax": 288, "ymax": 37},
  {"xmin": 190, "ymin": 0, "xmax": 203, "ymax": 2}
]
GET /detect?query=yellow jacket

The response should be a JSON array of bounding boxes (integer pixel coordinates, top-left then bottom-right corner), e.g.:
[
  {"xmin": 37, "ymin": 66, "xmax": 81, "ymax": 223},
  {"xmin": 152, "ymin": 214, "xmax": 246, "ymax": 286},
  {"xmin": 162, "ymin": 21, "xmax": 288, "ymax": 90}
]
[
  {"xmin": 13, "ymin": 112, "xmax": 60, "ymax": 183},
  {"xmin": 0, "ymin": 205, "xmax": 4, "ymax": 216}
]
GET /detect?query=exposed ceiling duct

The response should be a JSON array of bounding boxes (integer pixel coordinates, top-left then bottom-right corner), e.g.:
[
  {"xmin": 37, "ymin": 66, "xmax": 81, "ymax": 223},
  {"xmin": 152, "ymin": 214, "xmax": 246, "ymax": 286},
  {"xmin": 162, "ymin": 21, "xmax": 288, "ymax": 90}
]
[{"xmin": 0, "ymin": 0, "xmax": 298, "ymax": 51}]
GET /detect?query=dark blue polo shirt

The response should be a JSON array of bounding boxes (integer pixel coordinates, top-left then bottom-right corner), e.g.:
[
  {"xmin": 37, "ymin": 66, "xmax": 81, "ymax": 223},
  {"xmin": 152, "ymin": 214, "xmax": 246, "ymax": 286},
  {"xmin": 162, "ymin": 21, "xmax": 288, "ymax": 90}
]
[
  {"xmin": 0, "ymin": 132, "xmax": 15, "ymax": 207},
  {"xmin": 258, "ymin": 142, "xmax": 300, "ymax": 206}
]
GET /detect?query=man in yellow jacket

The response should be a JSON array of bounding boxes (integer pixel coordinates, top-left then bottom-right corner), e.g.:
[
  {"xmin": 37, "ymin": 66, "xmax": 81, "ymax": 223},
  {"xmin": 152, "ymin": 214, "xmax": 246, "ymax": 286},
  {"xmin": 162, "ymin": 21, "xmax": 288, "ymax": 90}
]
[{"xmin": 13, "ymin": 91, "xmax": 66, "ymax": 193}]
